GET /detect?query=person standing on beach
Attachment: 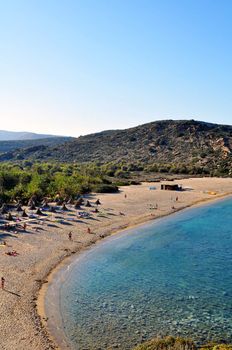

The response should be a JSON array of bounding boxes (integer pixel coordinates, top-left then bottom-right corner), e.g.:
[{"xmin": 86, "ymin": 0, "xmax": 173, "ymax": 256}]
[
  {"xmin": 68, "ymin": 231, "xmax": 72, "ymax": 241},
  {"xmin": 1, "ymin": 277, "xmax": 5, "ymax": 289}
]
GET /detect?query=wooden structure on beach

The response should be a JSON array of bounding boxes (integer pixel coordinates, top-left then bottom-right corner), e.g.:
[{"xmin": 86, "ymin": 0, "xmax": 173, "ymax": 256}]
[{"xmin": 161, "ymin": 183, "xmax": 182, "ymax": 191}]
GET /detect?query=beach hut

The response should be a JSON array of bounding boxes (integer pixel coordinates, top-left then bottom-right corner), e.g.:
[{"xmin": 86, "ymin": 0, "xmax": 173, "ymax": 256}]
[{"xmin": 161, "ymin": 184, "xmax": 182, "ymax": 191}]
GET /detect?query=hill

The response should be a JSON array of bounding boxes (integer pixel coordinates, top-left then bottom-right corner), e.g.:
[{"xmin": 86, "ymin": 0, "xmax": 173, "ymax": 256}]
[
  {"xmin": 0, "ymin": 137, "xmax": 74, "ymax": 155},
  {"xmin": 0, "ymin": 120, "xmax": 232, "ymax": 175},
  {"xmin": 0, "ymin": 130, "xmax": 60, "ymax": 141}
]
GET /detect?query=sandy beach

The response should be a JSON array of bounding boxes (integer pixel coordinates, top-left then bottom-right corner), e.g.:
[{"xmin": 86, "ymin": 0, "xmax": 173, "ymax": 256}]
[{"xmin": 0, "ymin": 177, "xmax": 232, "ymax": 350}]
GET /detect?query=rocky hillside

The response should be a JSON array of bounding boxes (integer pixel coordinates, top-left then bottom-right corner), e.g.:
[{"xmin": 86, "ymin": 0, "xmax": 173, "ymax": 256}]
[{"xmin": 0, "ymin": 120, "xmax": 232, "ymax": 175}]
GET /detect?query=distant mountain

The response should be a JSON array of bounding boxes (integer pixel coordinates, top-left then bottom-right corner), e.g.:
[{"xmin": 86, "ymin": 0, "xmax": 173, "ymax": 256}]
[
  {"xmin": 0, "ymin": 120, "xmax": 232, "ymax": 175},
  {"xmin": 0, "ymin": 137, "xmax": 74, "ymax": 155},
  {"xmin": 0, "ymin": 130, "xmax": 57, "ymax": 141}
]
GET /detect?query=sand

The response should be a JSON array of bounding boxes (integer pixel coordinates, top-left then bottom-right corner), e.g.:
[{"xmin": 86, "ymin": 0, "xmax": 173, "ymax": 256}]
[{"xmin": 0, "ymin": 177, "xmax": 232, "ymax": 350}]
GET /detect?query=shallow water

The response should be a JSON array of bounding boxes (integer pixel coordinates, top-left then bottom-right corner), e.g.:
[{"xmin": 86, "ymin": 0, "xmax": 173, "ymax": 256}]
[{"xmin": 46, "ymin": 198, "xmax": 232, "ymax": 349}]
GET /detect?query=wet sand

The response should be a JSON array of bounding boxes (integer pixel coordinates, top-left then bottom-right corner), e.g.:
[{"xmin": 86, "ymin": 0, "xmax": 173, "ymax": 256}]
[{"xmin": 0, "ymin": 177, "xmax": 232, "ymax": 350}]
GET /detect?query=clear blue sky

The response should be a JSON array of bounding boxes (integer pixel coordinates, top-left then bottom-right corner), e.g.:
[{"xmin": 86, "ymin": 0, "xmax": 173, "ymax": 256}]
[{"xmin": 0, "ymin": 0, "xmax": 232, "ymax": 136}]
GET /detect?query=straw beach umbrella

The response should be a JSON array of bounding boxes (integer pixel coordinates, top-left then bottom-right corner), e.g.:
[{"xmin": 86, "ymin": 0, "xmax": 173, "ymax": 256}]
[{"xmin": 22, "ymin": 209, "xmax": 28, "ymax": 218}]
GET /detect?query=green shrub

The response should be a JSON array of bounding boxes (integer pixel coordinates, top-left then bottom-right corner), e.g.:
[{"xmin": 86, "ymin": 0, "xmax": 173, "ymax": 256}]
[
  {"xmin": 93, "ymin": 184, "xmax": 118, "ymax": 193},
  {"xmin": 134, "ymin": 337, "xmax": 232, "ymax": 350},
  {"xmin": 130, "ymin": 180, "xmax": 141, "ymax": 185},
  {"xmin": 134, "ymin": 336, "xmax": 196, "ymax": 350},
  {"xmin": 200, "ymin": 345, "xmax": 232, "ymax": 350},
  {"xmin": 114, "ymin": 180, "xmax": 131, "ymax": 186}
]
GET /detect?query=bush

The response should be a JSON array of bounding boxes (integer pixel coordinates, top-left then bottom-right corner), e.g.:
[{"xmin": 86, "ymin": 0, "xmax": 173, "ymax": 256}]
[
  {"xmin": 114, "ymin": 180, "xmax": 131, "ymax": 186},
  {"xmin": 200, "ymin": 346, "xmax": 232, "ymax": 350},
  {"xmin": 115, "ymin": 169, "xmax": 130, "ymax": 179},
  {"xmin": 134, "ymin": 336, "xmax": 196, "ymax": 350},
  {"xmin": 93, "ymin": 184, "xmax": 118, "ymax": 193},
  {"xmin": 130, "ymin": 180, "xmax": 141, "ymax": 185},
  {"xmin": 134, "ymin": 337, "xmax": 232, "ymax": 350}
]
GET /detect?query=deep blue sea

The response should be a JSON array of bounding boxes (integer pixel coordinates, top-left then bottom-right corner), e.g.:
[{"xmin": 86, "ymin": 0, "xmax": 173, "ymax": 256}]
[{"xmin": 45, "ymin": 198, "xmax": 232, "ymax": 350}]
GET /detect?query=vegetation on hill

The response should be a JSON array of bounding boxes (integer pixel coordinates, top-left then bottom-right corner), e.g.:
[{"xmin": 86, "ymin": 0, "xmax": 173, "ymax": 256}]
[
  {"xmin": 0, "ymin": 120, "xmax": 231, "ymax": 176},
  {"xmin": 0, "ymin": 162, "xmax": 119, "ymax": 203},
  {"xmin": 0, "ymin": 137, "xmax": 73, "ymax": 154},
  {"xmin": 133, "ymin": 337, "xmax": 232, "ymax": 350}
]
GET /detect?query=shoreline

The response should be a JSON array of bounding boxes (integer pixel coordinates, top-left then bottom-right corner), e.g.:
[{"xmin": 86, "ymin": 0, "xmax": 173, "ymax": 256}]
[
  {"xmin": 1, "ymin": 178, "xmax": 232, "ymax": 350},
  {"xmin": 37, "ymin": 190, "xmax": 232, "ymax": 350}
]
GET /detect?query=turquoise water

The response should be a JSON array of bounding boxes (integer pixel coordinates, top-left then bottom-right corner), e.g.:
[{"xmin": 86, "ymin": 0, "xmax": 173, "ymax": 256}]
[{"xmin": 46, "ymin": 198, "xmax": 232, "ymax": 350}]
